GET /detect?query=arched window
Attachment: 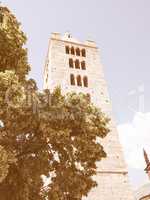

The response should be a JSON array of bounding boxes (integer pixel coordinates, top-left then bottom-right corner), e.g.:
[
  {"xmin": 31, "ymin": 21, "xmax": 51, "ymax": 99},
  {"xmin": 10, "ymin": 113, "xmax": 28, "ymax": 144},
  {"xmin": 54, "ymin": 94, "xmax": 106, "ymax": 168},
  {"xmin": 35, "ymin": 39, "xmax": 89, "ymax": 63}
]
[
  {"xmin": 76, "ymin": 48, "xmax": 80, "ymax": 56},
  {"xmin": 65, "ymin": 46, "xmax": 70, "ymax": 54},
  {"xmin": 75, "ymin": 59, "xmax": 80, "ymax": 69},
  {"xmin": 71, "ymin": 47, "xmax": 75, "ymax": 55},
  {"xmin": 70, "ymin": 74, "xmax": 75, "ymax": 85},
  {"xmin": 81, "ymin": 49, "xmax": 86, "ymax": 57},
  {"xmin": 83, "ymin": 76, "xmax": 88, "ymax": 87},
  {"xmin": 77, "ymin": 75, "xmax": 82, "ymax": 86},
  {"xmin": 69, "ymin": 58, "xmax": 74, "ymax": 68},
  {"xmin": 81, "ymin": 61, "xmax": 86, "ymax": 70}
]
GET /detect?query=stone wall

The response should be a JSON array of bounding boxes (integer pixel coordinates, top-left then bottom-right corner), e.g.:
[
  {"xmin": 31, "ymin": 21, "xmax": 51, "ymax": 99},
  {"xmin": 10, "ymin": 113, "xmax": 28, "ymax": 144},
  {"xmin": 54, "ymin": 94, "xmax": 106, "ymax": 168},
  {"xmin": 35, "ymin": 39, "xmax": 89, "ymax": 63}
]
[{"xmin": 44, "ymin": 33, "xmax": 135, "ymax": 200}]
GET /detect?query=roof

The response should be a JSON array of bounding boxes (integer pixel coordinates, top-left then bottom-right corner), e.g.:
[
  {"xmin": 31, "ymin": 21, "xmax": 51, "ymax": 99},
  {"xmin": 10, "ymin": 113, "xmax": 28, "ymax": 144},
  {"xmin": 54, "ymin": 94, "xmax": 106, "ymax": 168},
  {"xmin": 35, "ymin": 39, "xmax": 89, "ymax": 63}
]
[
  {"xmin": 135, "ymin": 183, "xmax": 150, "ymax": 200},
  {"xmin": 50, "ymin": 32, "xmax": 97, "ymax": 48}
]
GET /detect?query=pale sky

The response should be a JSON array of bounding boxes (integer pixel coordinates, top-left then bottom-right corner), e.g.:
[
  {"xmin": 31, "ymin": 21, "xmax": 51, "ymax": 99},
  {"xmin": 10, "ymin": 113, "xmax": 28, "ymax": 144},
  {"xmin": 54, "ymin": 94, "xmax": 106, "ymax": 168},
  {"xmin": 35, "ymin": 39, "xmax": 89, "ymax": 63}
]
[{"xmin": 3, "ymin": 0, "xmax": 150, "ymax": 190}]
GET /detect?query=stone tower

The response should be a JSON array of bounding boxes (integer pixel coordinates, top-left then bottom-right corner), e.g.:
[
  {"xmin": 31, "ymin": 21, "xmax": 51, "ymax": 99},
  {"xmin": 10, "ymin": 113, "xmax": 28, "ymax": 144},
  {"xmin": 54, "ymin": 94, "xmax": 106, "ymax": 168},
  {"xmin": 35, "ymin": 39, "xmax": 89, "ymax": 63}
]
[{"xmin": 44, "ymin": 32, "xmax": 135, "ymax": 200}]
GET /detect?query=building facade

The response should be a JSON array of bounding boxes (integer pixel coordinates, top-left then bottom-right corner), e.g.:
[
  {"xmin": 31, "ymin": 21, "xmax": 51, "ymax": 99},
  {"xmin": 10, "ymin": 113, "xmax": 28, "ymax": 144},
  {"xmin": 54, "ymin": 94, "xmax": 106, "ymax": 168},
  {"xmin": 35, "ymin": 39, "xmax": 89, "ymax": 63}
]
[{"xmin": 44, "ymin": 32, "xmax": 135, "ymax": 200}]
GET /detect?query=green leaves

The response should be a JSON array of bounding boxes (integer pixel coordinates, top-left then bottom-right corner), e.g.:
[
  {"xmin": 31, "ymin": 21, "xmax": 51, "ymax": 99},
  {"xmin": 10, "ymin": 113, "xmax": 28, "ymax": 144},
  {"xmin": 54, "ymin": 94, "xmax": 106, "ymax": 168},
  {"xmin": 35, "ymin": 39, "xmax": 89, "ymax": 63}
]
[
  {"xmin": 0, "ymin": 6, "xmax": 110, "ymax": 200},
  {"xmin": 0, "ymin": 145, "xmax": 16, "ymax": 184},
  {"xmin": 0, "ymin": 7, "xmax": 30, "ymax": 81},
  {"xmin": 0, "ymin": 76, "xmax": 109, "ymax": 200}
]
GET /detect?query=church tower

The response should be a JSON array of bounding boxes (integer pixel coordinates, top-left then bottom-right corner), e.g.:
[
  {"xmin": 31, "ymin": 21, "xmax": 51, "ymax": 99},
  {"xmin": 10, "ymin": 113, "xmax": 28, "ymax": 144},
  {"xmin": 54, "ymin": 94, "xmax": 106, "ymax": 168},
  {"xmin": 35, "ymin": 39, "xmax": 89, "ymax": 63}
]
[{"xmin": 44, "ymin": 32, "xmax": 135, "ymax": 200}]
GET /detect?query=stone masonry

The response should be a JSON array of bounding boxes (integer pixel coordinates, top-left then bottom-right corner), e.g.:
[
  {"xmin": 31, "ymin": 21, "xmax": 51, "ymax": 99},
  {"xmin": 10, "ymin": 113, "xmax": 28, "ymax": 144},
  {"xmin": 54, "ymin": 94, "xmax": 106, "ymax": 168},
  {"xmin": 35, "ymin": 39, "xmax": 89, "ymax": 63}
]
[{"xmin": 43, "ymin": 32, "xmax": 136, "ymax": 200}]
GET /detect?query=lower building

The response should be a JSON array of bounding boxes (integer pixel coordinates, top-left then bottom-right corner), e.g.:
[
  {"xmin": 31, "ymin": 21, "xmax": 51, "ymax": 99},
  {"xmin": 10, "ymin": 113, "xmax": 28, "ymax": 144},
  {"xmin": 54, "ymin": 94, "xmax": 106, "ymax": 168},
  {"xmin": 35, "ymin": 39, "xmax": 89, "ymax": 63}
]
[{"xmin": 135, "ymin": 150, "xmax": 150, "ymax": 200}]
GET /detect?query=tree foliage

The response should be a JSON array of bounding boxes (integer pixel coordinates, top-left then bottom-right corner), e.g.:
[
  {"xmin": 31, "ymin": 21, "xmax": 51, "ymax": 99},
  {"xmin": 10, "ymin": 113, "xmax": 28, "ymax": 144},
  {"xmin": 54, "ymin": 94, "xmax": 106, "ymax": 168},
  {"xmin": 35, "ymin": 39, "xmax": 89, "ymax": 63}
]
[
  {"xmin": 0, "ymin": 145, "xmax": 16, "ymax": 184},
  {"xmin": 0, "ymin": 6, "xmax": 110, "ymax": 200},
  {"xmin": 0, "ymin": 6, "xmax": 30, "ymax": 81}
]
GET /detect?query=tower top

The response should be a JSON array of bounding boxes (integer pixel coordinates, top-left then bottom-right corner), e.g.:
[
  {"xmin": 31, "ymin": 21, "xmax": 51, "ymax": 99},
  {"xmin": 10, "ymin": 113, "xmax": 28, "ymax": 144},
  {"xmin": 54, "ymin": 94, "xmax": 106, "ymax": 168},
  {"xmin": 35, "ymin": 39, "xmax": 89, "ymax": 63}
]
[
  {"xmin": 64, "ymin": 31, "xmax": 72, "ymax": 39},
  {"xmin": 50, "ymin": 32, "xmax": 97, "ymax": 48}
]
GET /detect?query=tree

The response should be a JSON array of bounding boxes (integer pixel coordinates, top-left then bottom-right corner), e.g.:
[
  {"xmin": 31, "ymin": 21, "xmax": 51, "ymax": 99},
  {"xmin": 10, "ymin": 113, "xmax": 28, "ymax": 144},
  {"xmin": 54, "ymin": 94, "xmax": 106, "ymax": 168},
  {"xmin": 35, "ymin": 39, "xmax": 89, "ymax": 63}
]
[
  {"xmin": 0, "ymin": 6, "xmax": 110, "ymax": 200},
  {"xmin": 0, "ymin": 6, "xmax": 30, "ymax": 81},
  {"xmin": 0, "ymin": 145, "xmax": 16, "ymax": 184}
]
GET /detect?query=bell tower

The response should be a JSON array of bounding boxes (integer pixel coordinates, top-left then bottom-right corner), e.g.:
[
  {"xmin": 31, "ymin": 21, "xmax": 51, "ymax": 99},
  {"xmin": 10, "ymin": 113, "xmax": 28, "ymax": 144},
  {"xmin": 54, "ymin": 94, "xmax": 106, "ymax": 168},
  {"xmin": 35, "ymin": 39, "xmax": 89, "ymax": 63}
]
[{"xmin": 44, "ymin": 32, "xmax": 135, "ymax": 200}]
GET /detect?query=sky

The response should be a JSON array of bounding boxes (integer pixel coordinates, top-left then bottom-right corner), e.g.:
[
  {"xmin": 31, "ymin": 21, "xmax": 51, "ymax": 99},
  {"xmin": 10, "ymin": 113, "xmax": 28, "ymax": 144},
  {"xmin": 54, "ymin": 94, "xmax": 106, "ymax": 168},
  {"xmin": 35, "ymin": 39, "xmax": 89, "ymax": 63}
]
[{"xmin": 2, "ymin": 0, "xmax": 150, "ymax": 191}]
